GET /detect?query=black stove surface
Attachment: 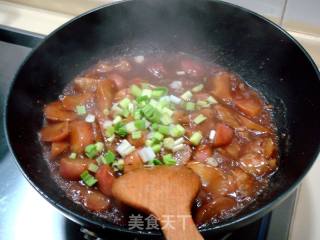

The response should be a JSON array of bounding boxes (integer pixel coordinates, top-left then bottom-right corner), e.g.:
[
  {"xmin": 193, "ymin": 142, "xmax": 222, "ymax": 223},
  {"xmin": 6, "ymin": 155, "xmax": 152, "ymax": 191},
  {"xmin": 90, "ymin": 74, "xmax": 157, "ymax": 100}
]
[{"xmin": 0, "ymin": 27, "xmax": 296, "ymax": 240}]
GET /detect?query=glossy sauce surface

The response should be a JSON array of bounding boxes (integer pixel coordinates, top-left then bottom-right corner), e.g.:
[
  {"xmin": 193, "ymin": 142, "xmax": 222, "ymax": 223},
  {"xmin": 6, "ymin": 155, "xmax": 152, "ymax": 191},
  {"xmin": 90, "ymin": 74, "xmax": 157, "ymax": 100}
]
[{"xmin": 40, "ymin": 53, "xmax": 278, "ymax": 227}]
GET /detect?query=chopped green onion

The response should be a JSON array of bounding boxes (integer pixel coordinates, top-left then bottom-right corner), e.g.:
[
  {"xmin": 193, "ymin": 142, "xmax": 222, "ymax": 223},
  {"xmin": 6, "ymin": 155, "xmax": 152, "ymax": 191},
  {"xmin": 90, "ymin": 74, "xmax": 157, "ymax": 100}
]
[
  {"xmin": 159, "ymin": 96, "xmax": 170, "ymax": 107},
  {"xmin": 145, "ymin": 139, "xmax": 154, "ymax": 146},
  {"xmin": 151, "ymin": 143, "xmax": 162, "ymax": 153},
  {"xmin": 172, "ymin": 143, "xmax": 185, "ymax": 152},
  {"xmin": 160, "ymin": 114, "xmax": 173, "ymax": 125},
  {"xmin": 120, "ymin": 108, "xmax": 130, "ymax": 117},
  {"xmin": 88, "ymin": 163, "xmax": 99, "ymax": 173},
  {"xmin": 132, "ymin": 131, "xmax": 142, "ymax": 139},
  {"xmin": 138, "ymin": 147, "xmax": 156, "ymax": 162},
  {"xmin": 133, "ymin": 109, "xmax": 142, "ymax": 120},
  {"xmin": 161, "ymin": 107, "xmax": 174, "ymax": 116},
  {"xmin": 185, "ymin": 102, "xmax": 196, "ymax": 111},
  {"xmin": 69, "ymin": 152, "xmax": 77, "ymax": 159},
  {"xmin": 174, "ymin": 137, "xmax": 184, "ymax": 145},
  {"xmin": 153, "ymin": 159, "xmax": 163, "ymax": 165},
  {"xmin": 95, "ymin": 142, "xmax": 104, "ymax": 152},
  {"xmin": 141, "ymin": 89, "xmax": 152, "ymax": 97},
  {"xmin": 151, "ymin": 87, "xmax": 168, "ymax": 98},
  {"xmin": 190, "ymin": 131, "xmax": 203, "ymax": 145},
  {"xmin": 158, "ymin": 125, "xmax": 170, "ymax": 135},
  {"xmin": 112, "ymin": 159, "xmax": 124, "ymax": 171},
  {"xmin": 119, "ymin": 98, "xmax": 130, "ymax": 109},
  {"xmin": 80, "ymin": 170, "xmax": 97, "ymax": 187},
  {"xmin": 170, "ymin": 124, "xmax": 185, "ymax": 138},
  {"xmin": 103, "ymin": 151, "xmax": 116, "ymax": 165},
  {"xmin": 164, "ymin": 137, "xmax": 175, "ymax": 150},
  {"xmin": 105, "ymin": 126, "xmax": 115, "ymax": 137},
  {"xmin": 134, "ymin": 119, "xmax": 146, "ymax": 130},
  {"xmin": 142, "ymin": 104, "xmax": 160, "ymax": 123},
  {"xmin": 163, "ymin": 154, "xmax": 176, "ymax": 165},
  {"xmin": 113, "ymin": 115, "xmax": 122, "ymax": 124},
  {"xmin": 114, "ymin": 122, "xmax": 128, "ymax": 137},
  {"xmin": 180, "ymin": 91, "xmax": 193, "ymax": 101},
  {"xmin": 125, "ymin": 122, "xmax": 137, "ymax": 133},
  {"xmin": 85, "ymin": 144, "xmax": 98, "ymax": 158},
  {"xmin": 116, "ymin": 140, "xmax": 135, "ymax": 157},
  {"xmin": 136, "ymin": 95, "xmax": 149, "ymax": 103},
  {"xmin": 153, "ymin": 132, "xmax": 164, "ymax": 141},
  {"xmin": 192, "ymin": 84, "xmax": 204, "ymax": 92},
  {"xmin": 151, "ymin": 123, "xmax": 159, "ymax": 130},
  {"xmin": 207, "ymin": 96, "xmax": 218, "ymax": 104},
  {"xmin": 196, "ymin": 100, "xmax": 210, "ymax": 108},
  {"xmin": 194, "ymin": 114, "xmax": 207, "ymax": 125},
  {"xmin": 103, "ymin": 108, "xmax": 109, "ymax": 116},
  {"xmin": 76, "ymin": 105, "xmax": 86, "ymax": 115},
  {"xmin": 130, "ymin": 84, "xmax": 142, "ymax": 97}
]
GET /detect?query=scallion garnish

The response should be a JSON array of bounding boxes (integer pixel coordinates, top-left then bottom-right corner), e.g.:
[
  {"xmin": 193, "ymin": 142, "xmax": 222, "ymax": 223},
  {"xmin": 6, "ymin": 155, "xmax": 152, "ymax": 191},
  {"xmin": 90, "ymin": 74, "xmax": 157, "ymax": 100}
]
[
  {"xmin": 153, "ymin": 132, "xmax": 164, "ymax": 141},
  {"xmin": 151, "ymin": 87, "xmax": 168, "ymax": 98},
  {"xmin": 134, "ymin": 119, "xmax": 146, "ymax": 130},
  {"xmin": 76, "ymin": 105, "xmax": 86, "ymax": 115},
  {"xmin": 163, "ymin": 154, "xmax": 176, "ymax": 165},
  {"xmin": 69, "ymin": 152, "xmax": 77, "ymax": 159},
  {"xmin": 170, "ymin": 124, "xmax": 185, "ymax": 138},
  {"xmin": 80, "ymin": 170, "xmax": 97, "ymax": 187},
  {"xmin": 114, "ymin": 122, "xmax": 128, "ymax": 137},
  {"xmin": 190, "ymin": 131, "xmax": 203, "ymax": 145},
  {"xmin": 130, "ymin": 84, "xmax": 142, "ymax": 97},
  {"xmin": 158, "ymin": 125, "xmax": 170, "ymax": 135},
  {"xmin": 193, "ymin": 114, "xmax": 207, "ymax": 125},
  {"xmin": 103, "ymin": 151, "xmax": 116, "ymax": 165},
  {"xmin": 151, "ymin": 143, "xmax": 162, "ymax": 153},
  {"xmin": 180, "ymin": 91, "xmax": 193, "ymax": 101},
  {"xmin": 85, "ymin": 144, "xmax": 98, "ymax": 158},
  {"xmin": 88, "ymin": 163, "xmax": 99, "ymax": 173},
  {"xmin": 132, "ymin": 131, "xmax": 142, "ymax": 139},
  {"xmin": 192, "ymin": 84, "xmax": 204, "ymax": 92},
  {"xmin": 116, "ymin": 140, "xmax": 135, "ymax": 157},
  {"xmin": 105, "ymin": 126, "xmax": 115, "ymax": 137},
  {"xmin": 185, "ymin": 102, "xmax": 195, "ymax": 111},
  {"xmin": 163, "ymin": 137, "xmax": 175, "ymax": 150},
  {"xmin": 119, "ymin": 98, "xmax": 130, "ymax": 109}
]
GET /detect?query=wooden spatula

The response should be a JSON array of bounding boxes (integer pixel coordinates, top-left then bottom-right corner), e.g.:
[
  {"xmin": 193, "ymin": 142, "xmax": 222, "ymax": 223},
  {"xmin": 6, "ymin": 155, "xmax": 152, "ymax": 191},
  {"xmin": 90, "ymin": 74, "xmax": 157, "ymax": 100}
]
[{"xmin": 112, "ymin": 166, "xmax": 204, "ymax": 240}]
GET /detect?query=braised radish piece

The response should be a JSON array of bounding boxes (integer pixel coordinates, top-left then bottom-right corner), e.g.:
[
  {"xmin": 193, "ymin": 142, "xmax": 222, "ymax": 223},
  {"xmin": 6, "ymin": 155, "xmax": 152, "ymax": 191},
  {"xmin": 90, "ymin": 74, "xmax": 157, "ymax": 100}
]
[
  {"xmin": 74, "ymin": 77, "xmax": 97, "ymax": 93},
  {"xmin": 123, "ymin": 150, "xmax": 144, "ymax": 173},
  {"xmin": 44, "ymin": 101, "xmax": 77, "ymax": 121},
  {"xmin": 50, "ymin": 142, "xmax": 69, "ymax": 159},
  {"xmin": 213, "ymin": 123, "xmax": 233, "ymax": 147},
  {"xmin": 209, "ymin": 72, "xmax": 233, "ymax": 100},
  {"xmin": 61, "ymin": 93, "xmax": 93, "ymax": 111},
  {"xmin": 108, "ymin": 72, "xmax": 127, "ymax": 90},
  {"xmin": 70, "ymin": 121, "xmax": 94, "ymax": 153},
  {"xmin": 96, "ymin": 80, "xmax": 114, "ymax": 112},
  {"xmin": 95, "ymin": 165, "xmax": 115, "ymax": 196},
  {"xmin": 83, "ymin": 191, "xmax": 110, "ymax": 212},
  {"xmin": 195, "ymin": 197, "xmax": 237, "ymax": 226},
  {"xmin": 193, "ymin": 145, "xmax": 213, "ymax": 163},
  {"xmin": 234, "ymin": 98, "xmax": 262, "ymax": 117},
  {"xmin": 40, "ymin": 122, "xmax": 69, "ymax": 142},
  {"xmin": 39, "ymin": 53, "xmax": 278, "ymax": 229},
  {"xmin": 60, "ymin": 157, "xmax": 92, "ymax": 180}
]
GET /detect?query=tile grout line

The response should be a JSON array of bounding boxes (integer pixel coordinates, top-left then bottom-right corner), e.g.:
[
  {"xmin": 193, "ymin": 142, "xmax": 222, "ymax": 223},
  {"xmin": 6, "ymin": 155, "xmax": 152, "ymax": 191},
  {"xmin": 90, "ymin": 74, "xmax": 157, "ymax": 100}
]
[{"xmin": 280, "ymin": 0, "xmax": 289, "ymax": 26}]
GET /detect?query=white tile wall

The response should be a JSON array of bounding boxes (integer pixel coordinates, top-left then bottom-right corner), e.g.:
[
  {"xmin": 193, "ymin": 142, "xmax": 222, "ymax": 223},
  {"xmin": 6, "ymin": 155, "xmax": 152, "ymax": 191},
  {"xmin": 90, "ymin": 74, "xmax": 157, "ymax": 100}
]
[
  {"xmin": 224, "ymin": 0, "xmax": 286, "ymax": 24},
  {"xmin": 283, "ymin": 0, "xmax": 320, "ymax": 36}
]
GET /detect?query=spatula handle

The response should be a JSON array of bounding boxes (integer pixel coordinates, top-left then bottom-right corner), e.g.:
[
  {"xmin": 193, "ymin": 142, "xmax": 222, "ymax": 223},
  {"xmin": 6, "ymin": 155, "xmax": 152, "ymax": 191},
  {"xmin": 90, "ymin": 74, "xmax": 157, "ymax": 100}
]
[{"xmin": 159, "ymin": 213, "xmax": 203, "ymax": 240}]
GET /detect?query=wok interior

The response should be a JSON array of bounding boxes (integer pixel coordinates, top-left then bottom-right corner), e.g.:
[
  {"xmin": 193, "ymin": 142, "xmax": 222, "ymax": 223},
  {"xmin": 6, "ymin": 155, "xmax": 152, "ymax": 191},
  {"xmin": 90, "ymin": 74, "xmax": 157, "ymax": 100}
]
[{"xmin": 6, "ymin": 0, "xmax": 320, "ymax": 235}]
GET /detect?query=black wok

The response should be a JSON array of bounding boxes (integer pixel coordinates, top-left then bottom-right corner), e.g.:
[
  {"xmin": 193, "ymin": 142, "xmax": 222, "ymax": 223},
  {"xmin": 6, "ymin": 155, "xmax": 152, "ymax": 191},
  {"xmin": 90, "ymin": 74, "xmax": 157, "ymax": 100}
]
[{"xmin": 5, "ymin": 0, "xmax": 320, "ymax": 238}]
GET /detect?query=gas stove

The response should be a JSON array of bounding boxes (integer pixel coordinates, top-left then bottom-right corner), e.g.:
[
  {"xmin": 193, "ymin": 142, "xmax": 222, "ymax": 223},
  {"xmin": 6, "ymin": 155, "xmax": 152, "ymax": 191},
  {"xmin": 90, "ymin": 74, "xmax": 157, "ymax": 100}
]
[{"xmin": 0, "ymin": 26, "xmax": 296, "ymax": 240}]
